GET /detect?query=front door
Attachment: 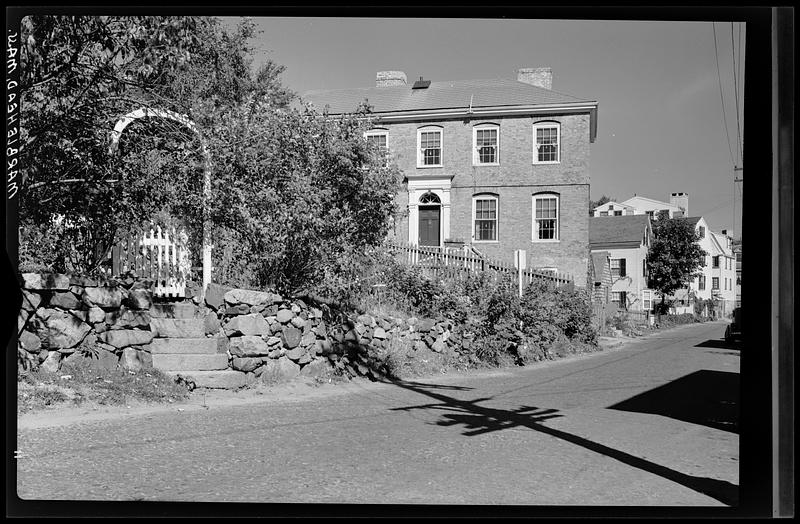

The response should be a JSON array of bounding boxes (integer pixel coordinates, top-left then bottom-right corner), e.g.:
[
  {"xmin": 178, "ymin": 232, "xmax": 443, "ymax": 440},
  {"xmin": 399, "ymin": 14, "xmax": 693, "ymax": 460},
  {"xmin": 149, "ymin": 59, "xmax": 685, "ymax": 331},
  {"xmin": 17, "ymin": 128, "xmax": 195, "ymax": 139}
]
[{"xmin": 418, "ymin": 206, "xmax": 441, "ymax": 246}]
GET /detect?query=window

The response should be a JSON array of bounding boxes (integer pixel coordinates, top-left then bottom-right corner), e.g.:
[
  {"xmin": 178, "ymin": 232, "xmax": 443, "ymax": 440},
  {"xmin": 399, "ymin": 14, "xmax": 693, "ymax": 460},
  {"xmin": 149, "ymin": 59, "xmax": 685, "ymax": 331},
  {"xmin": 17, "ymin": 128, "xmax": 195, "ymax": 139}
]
[
  {"xmin": 472, "ymin": 195, "xmax": 498, "ymax": 242},
  {"xmin": 698, "ymin": 226, "xmax": 705, "ymax": 238},
  {"xmin": 642, "ymin": 259, "xmax": 646, "ymax": 277},
  {"xmin": 417, "ymin": 127, "xmax": 442, "ymax": 167},
  {"xmin": 473, "ymin": 125, "xmax": 499, "ymax": 165},
  {"xmin": 612, "ymin": 292, "xmax": 627, "ymax": 309},
  {"xmin": 642, "ymin": 290, "xmax": 653, "ymax": 311},
  {"xmin": 599, "ymin": 211, "xmax": 609, "ymax": 216},
  {"xmin": 533, "ymin": 122, "xmax": 560, "ymax": 163},
  {"xmin": 532, "ymin": 194, "xmax": 559, "ymax": 241},
  {"xmin": 698, "ymin": 275, "xmax": 706, "ymax": 290},
  {"xmin": 712, "ymin": 277, "xmax": 719, "ymax": 290},
  {"xmin": 610, "ymin": 258, "xmax": 627, "ymax": 278},
  {"xmin": 646, "ymin": 210, "xmax": 655, "ymax": 218},
  {"xmin": 613, "ymin": 210, "xmax": 623, "ymax": 216},
  {"xmin": 364, "ymin": 129, "xmax": 389, "ymax": 167},
  {"xmin": 712, "ymin": 256, "xmax": 720, "ymax": 268}
]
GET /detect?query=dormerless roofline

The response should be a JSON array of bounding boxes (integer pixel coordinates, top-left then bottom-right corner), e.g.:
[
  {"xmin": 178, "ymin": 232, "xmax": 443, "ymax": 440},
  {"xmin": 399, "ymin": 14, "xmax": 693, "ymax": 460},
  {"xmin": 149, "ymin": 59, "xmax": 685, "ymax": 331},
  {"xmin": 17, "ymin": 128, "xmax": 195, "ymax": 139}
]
[{"xmin": 319, "ymin": 102, "xmax": 599, "ymax": 143}]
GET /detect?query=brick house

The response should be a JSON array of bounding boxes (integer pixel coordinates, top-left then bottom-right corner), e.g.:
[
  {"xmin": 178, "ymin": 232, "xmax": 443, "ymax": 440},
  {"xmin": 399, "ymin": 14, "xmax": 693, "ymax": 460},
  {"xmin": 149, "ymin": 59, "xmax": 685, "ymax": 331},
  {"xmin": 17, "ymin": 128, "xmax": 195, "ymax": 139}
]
[
  {"xmin": 589, "ymin": 215, "xmax": 654, "ymax": 311},
  {"xmin": 303, "ymin": 68, "xmax": 598, "ymax": 284}
]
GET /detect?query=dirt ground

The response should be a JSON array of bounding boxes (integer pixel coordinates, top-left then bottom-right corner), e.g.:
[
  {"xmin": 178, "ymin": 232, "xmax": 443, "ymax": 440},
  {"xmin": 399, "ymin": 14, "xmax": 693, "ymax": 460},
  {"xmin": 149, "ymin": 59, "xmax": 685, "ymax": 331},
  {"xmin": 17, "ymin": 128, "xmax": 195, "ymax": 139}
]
[{"xmin": 17, "ymin": 335, "xmax": 635, "ymax": 431}]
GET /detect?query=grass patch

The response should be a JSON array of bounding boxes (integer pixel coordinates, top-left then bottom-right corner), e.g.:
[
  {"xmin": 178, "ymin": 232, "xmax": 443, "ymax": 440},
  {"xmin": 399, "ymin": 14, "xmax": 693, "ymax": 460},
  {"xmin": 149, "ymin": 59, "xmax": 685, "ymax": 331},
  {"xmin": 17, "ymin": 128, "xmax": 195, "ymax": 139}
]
[{"xmin": 17, "ymin": 359, "xmax": 190, "ymax": 414}]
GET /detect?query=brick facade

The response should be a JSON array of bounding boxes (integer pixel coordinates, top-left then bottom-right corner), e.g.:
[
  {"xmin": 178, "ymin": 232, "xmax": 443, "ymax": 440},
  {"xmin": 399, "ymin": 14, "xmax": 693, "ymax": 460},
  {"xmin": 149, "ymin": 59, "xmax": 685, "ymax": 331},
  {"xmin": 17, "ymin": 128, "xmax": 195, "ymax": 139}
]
[{"xmin": 384, "ymin": 113, "xmax": 592, "ymax": 284}]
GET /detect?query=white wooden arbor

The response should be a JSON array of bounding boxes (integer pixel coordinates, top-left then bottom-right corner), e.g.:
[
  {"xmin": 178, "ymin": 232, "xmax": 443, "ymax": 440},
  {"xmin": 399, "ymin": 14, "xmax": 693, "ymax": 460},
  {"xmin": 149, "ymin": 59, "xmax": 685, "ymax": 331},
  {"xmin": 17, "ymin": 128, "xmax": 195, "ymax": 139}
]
[{"xmin": 109, "ymin": 107, "xmax": 212, "ymax": 298}]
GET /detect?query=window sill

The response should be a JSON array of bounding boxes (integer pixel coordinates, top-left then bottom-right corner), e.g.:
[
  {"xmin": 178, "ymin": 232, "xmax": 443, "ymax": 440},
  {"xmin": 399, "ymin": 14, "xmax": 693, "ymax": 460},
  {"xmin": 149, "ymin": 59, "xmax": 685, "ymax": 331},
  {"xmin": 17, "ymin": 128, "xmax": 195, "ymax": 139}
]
[
  {"xmin": 531, "ymin": 239, "xmax": 561, "ymax": 244},
  {"xmin": 416, "ymin": 164, "xmax": 443, "ymax": 169},
  {"xmin": 532, "ymin": 161, "xmax": 561, "ymax": 165},
  {"xmin": 472, "ymin": 162, "xmax": 500, "ymax": 167},
  {"xmin": 472, "ymin": 240, "xmax": 499, "ymax": 244}
]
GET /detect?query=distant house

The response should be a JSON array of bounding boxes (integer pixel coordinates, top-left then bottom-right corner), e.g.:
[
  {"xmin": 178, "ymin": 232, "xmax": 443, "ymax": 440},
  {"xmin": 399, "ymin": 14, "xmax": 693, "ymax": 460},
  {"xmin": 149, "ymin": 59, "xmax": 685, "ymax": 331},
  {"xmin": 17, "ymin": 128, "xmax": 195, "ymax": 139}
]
[
  {"xmin": 303, "ymin": 67, "xmax": 599, "ymax": 284},
  {"xmin": 731, "ymin": 239, "xmax": 742, "ymax": 307},
  {"xmin": 671, "ymin": 217, "xmax": 737, "ymax": 317},
  {"xmin": 592, "ymin": 192, "xmax": 688, "ymax": 219},
  {"xmin": 589, "ymin": 215, "xmax": 653, "ymax": 311}
]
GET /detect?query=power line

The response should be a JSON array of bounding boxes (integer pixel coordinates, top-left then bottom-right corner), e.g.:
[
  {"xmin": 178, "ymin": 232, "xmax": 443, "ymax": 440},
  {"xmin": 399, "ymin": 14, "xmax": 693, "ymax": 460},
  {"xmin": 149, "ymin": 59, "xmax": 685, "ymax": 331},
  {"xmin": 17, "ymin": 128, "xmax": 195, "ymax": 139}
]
[
  {"xmin": 731, "ymin": 22, "xmax": 743, "ymax": 166},
  {"xmin": 712, "ymin": 22, "xmax": 736, "ymax": 169}
]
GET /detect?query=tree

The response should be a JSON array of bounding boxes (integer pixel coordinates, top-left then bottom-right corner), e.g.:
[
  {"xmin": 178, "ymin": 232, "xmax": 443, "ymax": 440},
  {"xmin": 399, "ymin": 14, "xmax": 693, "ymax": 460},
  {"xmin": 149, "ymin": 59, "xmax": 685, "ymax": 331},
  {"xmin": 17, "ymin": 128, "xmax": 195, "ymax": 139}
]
[
  {"xmin": 589, "ymin": 194, "xmax": 615, "ymax": 215},
  {"xmin": 19, "ymin": 16, "xmax": 293, "ymax": 273},
  {"xmin": 646, "ymin": 211, "xmax": 706, "ymax": 309}
]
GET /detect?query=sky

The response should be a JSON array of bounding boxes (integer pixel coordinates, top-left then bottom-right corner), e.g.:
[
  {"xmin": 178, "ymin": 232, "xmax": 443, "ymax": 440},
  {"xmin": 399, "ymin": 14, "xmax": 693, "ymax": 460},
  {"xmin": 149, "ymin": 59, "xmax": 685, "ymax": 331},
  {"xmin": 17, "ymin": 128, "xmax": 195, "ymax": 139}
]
[{"xmin": 223, "ymin": 17, "xmax": 745, "ymax": 236}]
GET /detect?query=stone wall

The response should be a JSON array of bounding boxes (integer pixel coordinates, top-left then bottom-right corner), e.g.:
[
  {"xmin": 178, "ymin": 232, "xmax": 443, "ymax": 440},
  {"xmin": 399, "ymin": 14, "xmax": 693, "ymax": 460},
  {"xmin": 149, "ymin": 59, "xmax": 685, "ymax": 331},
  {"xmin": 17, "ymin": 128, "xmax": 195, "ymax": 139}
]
[{"xmin": 17, "ymin": 274, "xmax": 458, "ymax": 388}]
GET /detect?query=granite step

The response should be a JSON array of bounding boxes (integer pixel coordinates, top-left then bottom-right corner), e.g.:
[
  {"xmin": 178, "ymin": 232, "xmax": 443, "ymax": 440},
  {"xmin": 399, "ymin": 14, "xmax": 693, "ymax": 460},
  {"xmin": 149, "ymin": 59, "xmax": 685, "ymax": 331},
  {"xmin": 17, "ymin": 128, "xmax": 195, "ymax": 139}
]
[
  {"xmin": 149, "ymin": 337, "xmax": 225, "ymax": 355},
  {"xmin": 170, "ymin": 370, "xmax": 248, "ymax": 390},
  {"xmin": 149, "ymin": 318, "xmax": 205, "ymax": 338},
  {"xmin": 152, "ymin": 353, "xmax": 228, "ymax": 372}
]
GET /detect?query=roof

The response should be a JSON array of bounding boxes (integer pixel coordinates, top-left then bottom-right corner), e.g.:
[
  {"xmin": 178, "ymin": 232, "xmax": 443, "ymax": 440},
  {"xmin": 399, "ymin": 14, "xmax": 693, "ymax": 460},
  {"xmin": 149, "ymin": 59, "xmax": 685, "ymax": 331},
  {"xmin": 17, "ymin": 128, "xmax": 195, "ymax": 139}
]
[
  {"xmin": 620, "ymin": 195, "xmax": 683, "ymax": 210},
  {"xmin": 301, "ymin": 77, "xmax": 594, "ymax": 115},
  {"xmin": 676, "ymin": 216, "xmax": 703, "ymax": 227},
  {"xmin": 589, "ymin": 215, "xmax": 650, "ymax": 248}
]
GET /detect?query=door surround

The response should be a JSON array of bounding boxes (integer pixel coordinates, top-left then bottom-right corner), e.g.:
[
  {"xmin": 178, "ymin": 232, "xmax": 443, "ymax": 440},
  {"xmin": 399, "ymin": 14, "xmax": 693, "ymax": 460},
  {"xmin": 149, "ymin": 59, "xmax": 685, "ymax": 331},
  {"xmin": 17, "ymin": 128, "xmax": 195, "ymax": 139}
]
[{"xmin": 407, "ymin": 175, "xmax": 452, "ymax": 247}]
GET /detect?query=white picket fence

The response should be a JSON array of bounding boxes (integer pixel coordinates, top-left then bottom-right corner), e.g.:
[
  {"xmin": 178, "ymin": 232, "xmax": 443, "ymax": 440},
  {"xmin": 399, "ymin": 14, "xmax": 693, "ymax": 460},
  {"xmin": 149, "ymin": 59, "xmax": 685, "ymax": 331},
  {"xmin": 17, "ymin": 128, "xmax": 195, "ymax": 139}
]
[
  {"xmin": 106, "ymin": 226, "xmax": 191, "ymax": 297},
  {"xmin": 387, "ymin": 242, "xmax": 574, "ymax": 296}
]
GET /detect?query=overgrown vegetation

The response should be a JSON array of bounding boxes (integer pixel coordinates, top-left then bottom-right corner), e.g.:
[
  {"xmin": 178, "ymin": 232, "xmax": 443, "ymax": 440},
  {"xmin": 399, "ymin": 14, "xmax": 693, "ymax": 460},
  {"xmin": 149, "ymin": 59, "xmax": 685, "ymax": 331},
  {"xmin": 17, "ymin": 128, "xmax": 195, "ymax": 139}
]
[{"xmin": 18, "ymin": 359, "xmax": 189, "ymax": 414}]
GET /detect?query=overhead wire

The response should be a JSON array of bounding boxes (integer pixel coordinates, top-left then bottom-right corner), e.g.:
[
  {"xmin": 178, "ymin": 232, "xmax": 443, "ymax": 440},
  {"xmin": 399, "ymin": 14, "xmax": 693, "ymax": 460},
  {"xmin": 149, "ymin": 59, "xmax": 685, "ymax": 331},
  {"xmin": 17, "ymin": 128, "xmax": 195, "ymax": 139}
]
[
  {"xmin": 712, "ymin": 22, "xmax": 736, "ymax": 169},
  {"xmin": 731, "ymin": 22, "xmax": 743, "ymax": 167}
]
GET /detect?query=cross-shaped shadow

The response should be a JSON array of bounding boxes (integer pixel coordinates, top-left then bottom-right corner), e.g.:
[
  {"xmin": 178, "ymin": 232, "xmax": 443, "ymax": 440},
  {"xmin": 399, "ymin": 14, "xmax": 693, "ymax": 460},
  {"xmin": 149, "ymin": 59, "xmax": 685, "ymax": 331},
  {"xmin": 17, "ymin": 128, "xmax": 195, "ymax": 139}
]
[{"xmin": 382, "ymin": 377, "xmax": 739, "ymax": 506}]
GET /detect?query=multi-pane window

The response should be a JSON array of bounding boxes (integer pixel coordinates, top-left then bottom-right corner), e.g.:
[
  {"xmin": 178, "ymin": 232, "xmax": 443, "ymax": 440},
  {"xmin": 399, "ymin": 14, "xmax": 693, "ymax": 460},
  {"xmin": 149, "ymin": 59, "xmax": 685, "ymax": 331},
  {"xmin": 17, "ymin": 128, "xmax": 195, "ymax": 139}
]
[
  {"xmin": 418, "ymin": 128, "xmax": 442, "ymax": 167},
  {"xmin": 610, "ymin": 258, "xmax": 627, "ymax": 279},
  {"xmin": 699, "ymin": 275, "xmax": 706, "ymax": 290},
  {"xmin": 612, "ymin": 292, "xmax": 627, "ymax": 309},
  {"xmin": 712, "ymin": 256, "xmax": 720, "ymax": 268},
  {"xmin": 712, "ymin": 277, "xmax": 719, "ymax": 290},
  {"xmin": 614, "ymin": 210, "xmax": 623, "ymax": 216},
  {"xmin": 533, "ymin": 123, "xmax": 560, "ymax": 163},
  {"xmin": 533, "ymin": 194, "xmax": 559, "ymax": 241},
  {"xmin": 698, "ymin": 226, "xmax": 705, "ymax": 238},
  {"xmin": 599, "ymin": 211, "xmax": 609, "ymax": 216},
  {"xmin": 646, "ymin": 210, "xmax": 655, "ymax": 218},
  {"xmin": 473, "ymin": 196, "xmax": 498, "ymax": 241},
  {"xmin": 474, "ymin": 126, "xmax": 499, "ymax": 165},
  {"xmin": 364, "ymin": 130, "xmax": 389, "ymax": 167}
]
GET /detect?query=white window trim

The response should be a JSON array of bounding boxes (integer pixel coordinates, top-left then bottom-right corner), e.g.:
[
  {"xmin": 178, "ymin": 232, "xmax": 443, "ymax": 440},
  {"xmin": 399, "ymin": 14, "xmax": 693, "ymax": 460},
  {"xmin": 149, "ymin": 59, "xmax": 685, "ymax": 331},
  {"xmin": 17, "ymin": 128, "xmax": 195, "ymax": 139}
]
[
  {"xmin": 532, "ymin": 193, "xmax": 560, "ymax": 243},
  {"xmin": 364, "ymin": 129, "xmax": 389, "ymax": 167},
  {"xmin": 472, "ymin": 124, "xmax": 500, "ymax": 166},
  {"xmin": 532, "ymin": 121, "xmax": 561, "ymax": 165},
  {"xmin": 471, "ymin": 194, "xmax": 499, "ymax": 243},
  {"xmin": 417, "ymin": 126, "xmax": 443, "ymax": 168}
]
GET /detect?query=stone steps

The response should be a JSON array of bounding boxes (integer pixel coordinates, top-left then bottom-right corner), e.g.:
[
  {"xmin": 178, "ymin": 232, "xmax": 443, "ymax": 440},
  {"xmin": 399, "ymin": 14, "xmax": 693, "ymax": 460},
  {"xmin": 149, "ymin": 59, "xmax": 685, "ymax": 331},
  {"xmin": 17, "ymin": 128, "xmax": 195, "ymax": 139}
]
[{"xmin": 150, "ymin": 317, "xmax": 235, "ymax": 388}]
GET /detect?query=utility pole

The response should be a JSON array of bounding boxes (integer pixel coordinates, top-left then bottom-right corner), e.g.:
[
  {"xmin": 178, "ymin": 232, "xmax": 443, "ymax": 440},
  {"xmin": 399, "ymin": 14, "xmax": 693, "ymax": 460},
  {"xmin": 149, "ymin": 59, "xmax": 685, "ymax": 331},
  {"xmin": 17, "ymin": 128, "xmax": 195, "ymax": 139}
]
[{"xmin": 734, "ymin": 166, "xmax": 743, "ymax": 240}]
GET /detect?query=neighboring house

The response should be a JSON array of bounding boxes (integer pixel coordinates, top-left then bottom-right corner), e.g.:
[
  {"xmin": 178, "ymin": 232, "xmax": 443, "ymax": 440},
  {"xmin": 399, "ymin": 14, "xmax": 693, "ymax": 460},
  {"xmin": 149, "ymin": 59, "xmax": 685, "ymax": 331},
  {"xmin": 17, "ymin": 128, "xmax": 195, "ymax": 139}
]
[
  {"xmin": 589, "ymin": 250, "xmax": 612, "ymax": 305},
  {"xmin": 671, "ymin": 217, "xmax": 737, "ymax": 317},
  {"xmin": 591, "ymin": 201, "xmax": 635, "ymax": 217},
  {"xmin": 593, "ymin": 192, "xmax": 688, "ymax": 219},
  {"xmin": 589, "ymin": 215, "xmax": 653, "ymax": 311},
  {"xmin": 731, "ymin": 238, "xmax": 742, "ymax": 307},
  {"xmin": 303, "ymin": 67, "xmax": 599, "ymax": 284}
]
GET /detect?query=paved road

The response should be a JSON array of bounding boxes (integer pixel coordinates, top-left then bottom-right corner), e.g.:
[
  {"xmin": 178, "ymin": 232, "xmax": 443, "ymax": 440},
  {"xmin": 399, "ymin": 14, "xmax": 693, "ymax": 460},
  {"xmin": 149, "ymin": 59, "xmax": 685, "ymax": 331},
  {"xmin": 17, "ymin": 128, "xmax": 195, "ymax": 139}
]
[{"xmin": 16, "ymin": 321, "xmax": 739, "ymax": 507}]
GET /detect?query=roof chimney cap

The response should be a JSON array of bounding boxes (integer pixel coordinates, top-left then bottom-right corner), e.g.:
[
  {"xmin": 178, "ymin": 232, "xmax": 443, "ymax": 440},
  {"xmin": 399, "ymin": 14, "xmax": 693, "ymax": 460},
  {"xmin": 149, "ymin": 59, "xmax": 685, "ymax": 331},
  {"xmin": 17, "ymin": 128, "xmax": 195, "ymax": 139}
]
[
  {"xmin": 376, "ymin": 70, "xmax": 407, "ymax": 87},
  {"xmin": 517, "ymin": 67, "xmax": 552, "ymax": 89},
  {"xmin": 412, "ymin": 76, "xmax": 431, "ymax": 89}
]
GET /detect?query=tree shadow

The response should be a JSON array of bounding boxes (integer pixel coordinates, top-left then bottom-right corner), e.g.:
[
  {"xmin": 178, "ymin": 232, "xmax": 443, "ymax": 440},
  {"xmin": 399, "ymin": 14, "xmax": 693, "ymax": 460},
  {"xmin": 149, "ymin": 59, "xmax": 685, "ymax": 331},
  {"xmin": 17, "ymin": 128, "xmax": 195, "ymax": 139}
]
[
  {"xmin": 382, "ymin": 377, "xmax": 739, "ymax": 506},
  {"xmin": 695, "ymin": 339, "xmax": 741, "ymax": 351},
  {"xmin": 609, "ymin": 370, "xmax": 739, "ymax": 434}
]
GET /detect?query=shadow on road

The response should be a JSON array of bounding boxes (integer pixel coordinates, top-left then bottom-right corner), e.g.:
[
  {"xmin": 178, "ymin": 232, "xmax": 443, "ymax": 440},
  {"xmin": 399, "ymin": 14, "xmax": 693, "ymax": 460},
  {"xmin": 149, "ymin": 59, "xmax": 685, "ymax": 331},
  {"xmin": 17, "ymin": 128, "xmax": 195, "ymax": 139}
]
[
  {"xmin": 382, "ymin": 377, "xmax": 739, "ymax": 506},
  {"xmin": 695, "ymin": 339, "xmax": 742, "ymax": 351},
  {"xmin": 609, "ymin": 370, "xmax": 739, "ymax": 434}
]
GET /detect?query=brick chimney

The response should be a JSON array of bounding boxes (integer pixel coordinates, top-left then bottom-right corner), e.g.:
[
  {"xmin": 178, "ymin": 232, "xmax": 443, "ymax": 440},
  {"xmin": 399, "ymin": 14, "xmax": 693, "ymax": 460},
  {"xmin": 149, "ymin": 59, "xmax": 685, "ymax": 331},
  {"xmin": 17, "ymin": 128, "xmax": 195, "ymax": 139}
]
[
  {"xmin": 517, "ymin": 67, "xmax": 552, "ymax": 90},
  {"xmin": 376, "ymin": 71, "xmax": 407, "ymax": 87},
  {"xmin": 670, "ymin": 192, "xmax": 689, "ymax": 216}
]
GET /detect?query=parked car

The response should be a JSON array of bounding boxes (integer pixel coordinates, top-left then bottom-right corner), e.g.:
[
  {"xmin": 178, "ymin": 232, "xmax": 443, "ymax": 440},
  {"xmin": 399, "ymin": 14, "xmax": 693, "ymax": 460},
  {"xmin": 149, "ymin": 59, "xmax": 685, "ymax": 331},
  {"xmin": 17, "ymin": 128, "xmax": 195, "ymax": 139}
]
[{"xmin": 725, "ymin": 307, "xmax": 742, "ymax": 343}]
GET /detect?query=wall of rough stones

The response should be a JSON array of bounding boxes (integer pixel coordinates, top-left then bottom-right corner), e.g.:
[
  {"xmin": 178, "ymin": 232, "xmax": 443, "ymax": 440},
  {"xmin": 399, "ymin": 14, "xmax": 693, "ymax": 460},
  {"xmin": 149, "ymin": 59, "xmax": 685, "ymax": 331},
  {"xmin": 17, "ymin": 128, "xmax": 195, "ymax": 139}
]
[{"xmin": 17, "ymin": 273, "xmax": 461, "ymax": 388}]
